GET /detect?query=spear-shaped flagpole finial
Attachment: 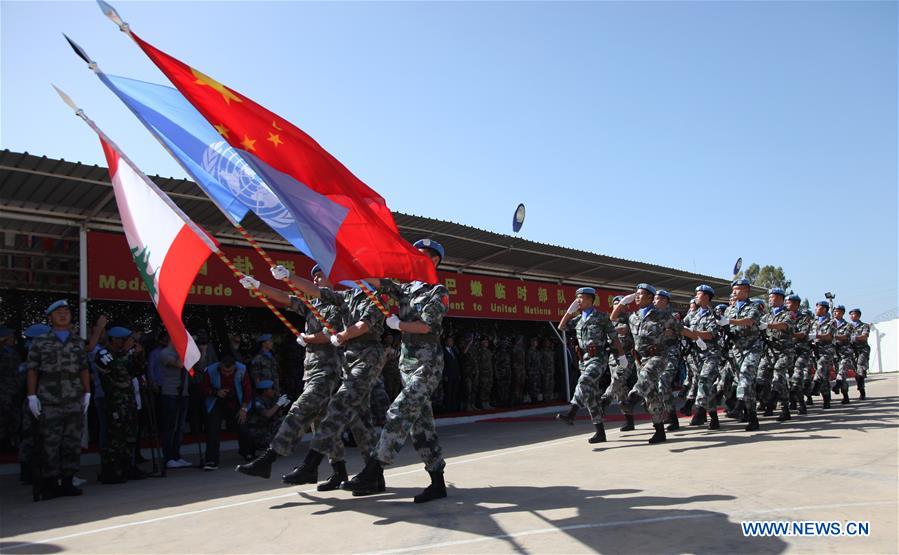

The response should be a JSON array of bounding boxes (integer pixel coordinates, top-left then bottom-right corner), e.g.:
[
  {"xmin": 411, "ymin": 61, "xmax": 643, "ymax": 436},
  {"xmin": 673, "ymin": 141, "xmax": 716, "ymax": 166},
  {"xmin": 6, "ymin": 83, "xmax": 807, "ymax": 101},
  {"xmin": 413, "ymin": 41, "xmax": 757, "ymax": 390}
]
[
  {"xmin": 52, "ymin": 84, "xmax": 84, "ymax": 118},
  {"xmin": 97, "ymin": 0, "xmax": 130, "ymax": 33},
  {"xmin": 63, "ymin": 34, "xmax": 99, "ymax": 73}
]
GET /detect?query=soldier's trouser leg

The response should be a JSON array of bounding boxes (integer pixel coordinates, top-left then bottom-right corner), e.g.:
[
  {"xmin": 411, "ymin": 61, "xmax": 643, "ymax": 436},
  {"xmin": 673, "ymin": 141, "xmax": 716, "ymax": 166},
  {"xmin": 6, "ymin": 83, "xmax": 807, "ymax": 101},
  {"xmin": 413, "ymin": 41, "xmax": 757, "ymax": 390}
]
[
  {"xmin": 734, "ymin": 349, "xmax": 761, "ymax": 413},
  {"xmin": 837, "ymin": 353, "xmax": 853, "ymax": 394},
  {"xmin": 42, "ymin": 404, "xmax": 83, "ymax": 478},
  {"xmin": 758, "ymin": 356, "xmax": 775, "ymax": 403},
  {"xmin": 695, "ymin": 354, "xmax": 721, "ymax": 410},
  {"xmin": 479, "ymin": 370, "xmax": 493, "ymax": 406},
  {"xmin": 772, "ymin": 353, "xmax": 792, "ymax": 405},
  {"xmin": 571, "ymin": 360, "xmax": 606, "ymax": 425},
  {"xmin": 855, "ymin": 349, "xmax": 869, "ymax": 382},
  {"xmin": 659, "ymin": 353, "xmax": 677, "ymax": 415},
  {"xmin": 603, "ymin": 360, "xmax": 634, "ymax": 415},
  {"xmin": 631, "ymin": 356, "xmax": 666, "ymax": 424},
  {"xmin": 375, "ymin": 345, "xmax": 445, "ymax": 472},
  {"xmin": 527, "ymin": 370, "xmax": 541, "ymax": 402},
  {"xmin": 791, "ymin": 353, "xmax": 810, "ymax": 395},
  {"xmin": 19, "ymin": 402, "xmax": 33, "ymax": 466},
  {"xmin": 685, "ymin": 359, "xmax": 701, "ymax": 401},
  {"xmin": 543, "ymin": 368, "xmax": 554, "ymax": 402},
  {"xmin": 336, "ymin": 368, "xmax": 384, "ymax": 462},
  {"xmin": 271, "ymin": 371, "xmax": 336, "ymax": 457},
  {"xmin": 814, "ymin": 354, "xmax": 833, "ymax": 399}
]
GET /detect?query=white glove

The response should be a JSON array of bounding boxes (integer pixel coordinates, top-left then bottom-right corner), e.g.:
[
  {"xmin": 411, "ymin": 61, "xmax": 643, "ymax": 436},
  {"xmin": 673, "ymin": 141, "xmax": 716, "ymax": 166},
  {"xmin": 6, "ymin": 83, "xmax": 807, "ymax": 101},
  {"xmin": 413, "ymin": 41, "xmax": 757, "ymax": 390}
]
[
  {"xmin": 566, "ymin": 300, "xmax": 580, "ymax": 315},
  {"xmin": 759, "ymin": 321, "xmax": 768, "ymax": 330},
  {"xmin": 717, "ymin": 317, "xmax": 730, "ymax": 326},
  {"xmin": 296, "ymin": 335, "xmax": 307, "ymax": 347},
  {"xmin": 270, "ymin": 264, "xmax": 290, "ymax": 281},
  {"xmin": 386, "ymin": 315, "xmax": 401, "ymax": 330},
  {"xmin": 239, "ymin": 275, "xmax": 260, "ymax": 290},
  {"xmin": 617, "ymin": 355, "xmax": 628, "ymax": 368},
  {"xmin": 27, "ymin": 395, "xmax": 41, "ymax": 418},
  {"xmin": 330, "ymin": 334, "xmax": 343, "ymax": 347},
  {"xmin": 276, "ymin": 394, "xmax": 291, "ymax": 407},
  {"xmin": 83, "ymin": 392, "xmax": 92, "ymax": 415},
  {"xmin": 132, "ymin": 377, "xmax": 141, "ymax": 407},
  {"xmin": 695, "ymin": 337, "xmax": 707, "ymax": 351},
  {"xmin": 619, "ymin": 293, "xmax": 637, "ymax": 305}
]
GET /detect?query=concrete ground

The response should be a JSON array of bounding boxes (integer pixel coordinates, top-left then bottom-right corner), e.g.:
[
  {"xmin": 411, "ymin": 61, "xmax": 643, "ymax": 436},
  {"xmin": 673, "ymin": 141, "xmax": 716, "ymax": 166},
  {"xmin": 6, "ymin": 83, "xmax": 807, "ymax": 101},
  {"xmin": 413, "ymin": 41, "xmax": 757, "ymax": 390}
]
[{"xmin": 1, "ymin": 374, "xmax": 897, "ymax": 555}]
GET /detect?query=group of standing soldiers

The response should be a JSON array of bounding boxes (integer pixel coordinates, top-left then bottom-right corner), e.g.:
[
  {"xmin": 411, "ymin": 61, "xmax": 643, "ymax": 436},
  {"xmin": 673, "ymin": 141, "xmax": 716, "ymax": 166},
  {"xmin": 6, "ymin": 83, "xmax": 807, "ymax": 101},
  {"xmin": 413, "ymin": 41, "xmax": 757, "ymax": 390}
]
[{"xmin": 556, "ymin": 280, "xmax": 873, "ymax": 446}]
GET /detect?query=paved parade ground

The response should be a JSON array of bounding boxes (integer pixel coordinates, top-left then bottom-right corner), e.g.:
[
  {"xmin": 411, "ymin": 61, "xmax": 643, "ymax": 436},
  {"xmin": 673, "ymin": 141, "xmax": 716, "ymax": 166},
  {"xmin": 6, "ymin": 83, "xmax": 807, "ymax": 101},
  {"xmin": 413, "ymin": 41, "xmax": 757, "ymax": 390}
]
[{"xmin": 2, "ymin": 374, "xmax": 897, "ymax": 555}]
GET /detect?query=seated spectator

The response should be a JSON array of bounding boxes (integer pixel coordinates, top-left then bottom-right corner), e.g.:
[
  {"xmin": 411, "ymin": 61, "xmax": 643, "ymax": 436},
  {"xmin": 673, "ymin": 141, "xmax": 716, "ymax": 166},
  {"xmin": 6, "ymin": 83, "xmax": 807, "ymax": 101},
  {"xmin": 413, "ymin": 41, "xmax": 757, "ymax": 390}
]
[
  {"xmin": 245, "ymin": 379, "xmax": 289, "ymax": 461},
  {"xmin": 201, "ymin": 355, "xmax": 252, "ymax": 471}
]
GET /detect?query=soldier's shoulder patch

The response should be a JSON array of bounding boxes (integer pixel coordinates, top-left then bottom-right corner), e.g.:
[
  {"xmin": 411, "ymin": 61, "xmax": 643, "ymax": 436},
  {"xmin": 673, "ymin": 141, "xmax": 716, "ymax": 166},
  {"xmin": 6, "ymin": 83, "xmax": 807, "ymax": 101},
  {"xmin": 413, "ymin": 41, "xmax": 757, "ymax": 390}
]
[{"xmin": 440, "ymin": 294, "xmax": 449, "ymax": 307}]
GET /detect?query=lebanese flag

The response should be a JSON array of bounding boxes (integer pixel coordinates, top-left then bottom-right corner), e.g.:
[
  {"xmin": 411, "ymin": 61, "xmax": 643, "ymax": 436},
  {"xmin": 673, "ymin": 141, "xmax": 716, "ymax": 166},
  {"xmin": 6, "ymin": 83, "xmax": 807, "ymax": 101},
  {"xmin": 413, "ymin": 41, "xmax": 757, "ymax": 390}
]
[{"xmin": 99, "ymin": 137, "xmax": 213, "ymax": 373}]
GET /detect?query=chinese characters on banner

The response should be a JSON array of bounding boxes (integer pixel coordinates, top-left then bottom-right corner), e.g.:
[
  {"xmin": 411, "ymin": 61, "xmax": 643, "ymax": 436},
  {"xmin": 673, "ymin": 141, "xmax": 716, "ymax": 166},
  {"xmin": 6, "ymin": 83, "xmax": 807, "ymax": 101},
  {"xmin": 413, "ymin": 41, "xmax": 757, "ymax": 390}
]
[{"xmin": 87, "ymin": 231, "xmax": 624, "ymax": 320}]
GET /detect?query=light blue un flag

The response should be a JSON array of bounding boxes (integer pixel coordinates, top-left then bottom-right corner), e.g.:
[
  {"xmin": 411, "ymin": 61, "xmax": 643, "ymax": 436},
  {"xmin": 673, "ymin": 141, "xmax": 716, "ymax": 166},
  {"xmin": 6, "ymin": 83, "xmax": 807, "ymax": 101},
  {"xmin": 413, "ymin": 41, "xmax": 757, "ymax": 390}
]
[{"xmin": 99, "ymin": 73, "xmax": 313, "ymax": 258}]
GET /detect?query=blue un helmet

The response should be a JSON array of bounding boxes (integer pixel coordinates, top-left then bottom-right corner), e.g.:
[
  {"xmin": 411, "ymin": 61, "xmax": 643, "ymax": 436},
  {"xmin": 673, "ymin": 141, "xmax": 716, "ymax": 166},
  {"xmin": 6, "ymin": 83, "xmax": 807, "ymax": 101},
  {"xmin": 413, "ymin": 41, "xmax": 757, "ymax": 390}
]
[
  {"xmin": 576, "ymin": 287, "xmax": 596, "ymax": 297},
  {"xmin": 655, "ymin": 290, "xmax": 671, "ymax": 300},
  {"xmin": 45, "ymin": 299, "xmax": 70, "ymax": 315},
  {"xmin": 816, "ymin": 300, "xmax": 830, "ymax": 310},
  {"xmin": 107, "ymin": 326, "xmax": 133, "ymax": 339},
  {"xmin": 413, "ymin": 238, "xmax": 445, "ymax": 262},
  {"xmin": 731, "ymin": 278, "xmax": 751, "ymax": 287},
  {"xmin": 695, "ymin": 284, "xmax": 715, "ymax": 298},
  {"xmin": 635, "ymin": 283, "xmax": 657, "ymax": 295},
  {"xmin": 768, "ymin": 287, "xmax": 786, "ymax": 298}
]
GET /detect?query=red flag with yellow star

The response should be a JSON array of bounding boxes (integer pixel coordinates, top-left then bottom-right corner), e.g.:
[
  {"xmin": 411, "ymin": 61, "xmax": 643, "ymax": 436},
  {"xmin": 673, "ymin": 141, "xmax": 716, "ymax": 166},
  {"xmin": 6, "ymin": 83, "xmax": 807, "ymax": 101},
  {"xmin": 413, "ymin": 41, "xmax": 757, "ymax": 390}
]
[{"xmin": 128, "ymin": 32, "xmax": 437, "ymax": 284}]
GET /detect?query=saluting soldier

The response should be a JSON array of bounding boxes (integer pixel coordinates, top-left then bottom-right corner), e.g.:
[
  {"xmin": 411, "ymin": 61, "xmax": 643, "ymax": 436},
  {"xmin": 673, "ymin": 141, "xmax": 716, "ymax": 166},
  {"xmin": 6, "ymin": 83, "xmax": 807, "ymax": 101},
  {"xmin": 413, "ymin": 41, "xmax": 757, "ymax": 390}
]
[{"xmin": 848, "ymin": 308, "xmax": 870, "ymax": 400}]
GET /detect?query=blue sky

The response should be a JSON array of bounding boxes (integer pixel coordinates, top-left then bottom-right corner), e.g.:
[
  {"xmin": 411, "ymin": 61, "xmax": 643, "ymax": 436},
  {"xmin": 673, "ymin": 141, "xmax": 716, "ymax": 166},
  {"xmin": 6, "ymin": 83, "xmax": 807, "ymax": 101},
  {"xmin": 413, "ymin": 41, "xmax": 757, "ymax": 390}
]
[{"xmin": 2, "ymin": 1, "xmax": 896, "ymax": 320}]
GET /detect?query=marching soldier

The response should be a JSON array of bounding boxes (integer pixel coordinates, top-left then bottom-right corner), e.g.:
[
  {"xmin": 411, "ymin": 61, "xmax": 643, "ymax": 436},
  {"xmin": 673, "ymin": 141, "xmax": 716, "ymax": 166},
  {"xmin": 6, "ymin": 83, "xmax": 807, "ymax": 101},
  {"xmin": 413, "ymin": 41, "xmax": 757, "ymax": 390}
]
[
  {"xmin": 831, "ymin": 305, "xmax": 854, "ymax": 404},
  {"xmin": 653, "ymin": 290, "xmax": 682, "ymax": 431},
  {"xmin": 680, "ymin": 285, "xmax": 722, "ymax": 430},
  {"xmin": 342, "ymin": 239, "xmax": 451, "ymax": 503},
  {"xmin": 848, "ymin": 309, "xmax": 870, "ymax": 399},
  {"xmin": 757, "ymin": 288, "xmax": 796, "ymax": 421},
  {"xmin": 787, "ymin": 295, "xmax": 812, "ymax": 414},
  {"xmin": 717, "ymin": 279, "xmax": 763, "ymax": 431},
  {"xmin": 601, "ymin": 296, "xmax": 637, "ymax": 432},
  {"xmin": 556, "ymin": 288, "xmax": 625, "ymax": 444},
  {"xmin": 25, "ymin": 300, "xmax": 91, "ymax": 499},
  {"xmin": 809, "ymin": 300, "xmax": 837, "ymax": 409}
]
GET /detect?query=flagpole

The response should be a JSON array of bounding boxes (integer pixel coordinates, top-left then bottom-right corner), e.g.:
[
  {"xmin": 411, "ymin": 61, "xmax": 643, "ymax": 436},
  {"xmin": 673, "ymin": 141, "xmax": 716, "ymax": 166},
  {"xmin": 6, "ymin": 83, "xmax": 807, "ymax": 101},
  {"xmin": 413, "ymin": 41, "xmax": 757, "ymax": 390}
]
[
  {"xmin": 63, "ymin": 34, "xmax": 335, "ymax": 335},
  {"xmin": 52, "ymin": 85, "xmax": 302, "ymax": 338},
  {"xmin": 354, "ymin": 280, "xmax": 391, "ymax": 318}
]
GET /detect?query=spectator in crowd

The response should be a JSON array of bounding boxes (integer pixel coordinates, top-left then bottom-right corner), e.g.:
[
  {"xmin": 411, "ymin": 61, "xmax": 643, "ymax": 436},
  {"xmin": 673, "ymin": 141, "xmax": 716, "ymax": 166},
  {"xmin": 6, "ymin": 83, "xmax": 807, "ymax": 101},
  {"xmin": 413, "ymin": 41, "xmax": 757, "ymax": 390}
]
[
  {"xmin": 18, "ymin": 323, "xmax": 50, "ymax": 484},
  {"xmin": 442, "ymin": 335, "xmax": 461, "ymax": 413},
  {"xmin": 541, "ymin": 338, "xmax": 556, "ymax": 402},
  {"xmin": 157, "ymin": 336, "xmax": 192, "ymax": 469},
  {"xmin": 526, "ymin": 336, "xmax": 543, "ymax": 403},
  {"xmin": 492, "ymin": 337, "xmax": 512, "ymax": 408},
  {"xmin": 250, "ymin": 333, "xmax": 279, "ymax": 394},
  {"xmin": 477, "ymin": 336, "xmax": 494, "ymax": 410},
  {"xmin": 225, "ymin": 332, "xmax": 249, "ymax": 364},
  {"xmin": 511, "ymin": 335, "xmax": 526, "ymax": 406},
  {"xmin": 201, "ymin": 355, "xmax": 252, "ymax": 471},
  {"xmin": 245, "ymin": 379, "xmax": 290, "ymax": 460},
  {"xmin": 0, "ymin": 326, "xmax": 22, "ymax": 452},
  {"xmin": 460, "ymin": 332, "xmax": 479, "ymax": 411},
  {"xmin": 188, "ymin": 329, "xmax": 217, "ymax": 451}
]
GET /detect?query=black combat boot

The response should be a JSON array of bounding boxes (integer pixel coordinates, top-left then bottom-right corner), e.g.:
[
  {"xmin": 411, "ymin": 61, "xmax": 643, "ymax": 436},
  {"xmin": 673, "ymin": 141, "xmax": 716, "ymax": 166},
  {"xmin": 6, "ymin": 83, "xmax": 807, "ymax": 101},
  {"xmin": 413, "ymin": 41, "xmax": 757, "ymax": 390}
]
[
  {"xmin": 235, "ymin": 447, "xmax": 278, "ymax": 479},
  {"xmin": 126, "ymin": 466, "xmax": 148, "ymax": 480},
  {"xmin": 832, "ymin": 381, "xmax": 842, "ymax": 395},
  {"xmin": 317, "ymin": 460, "xmax": 348, "ymax": 491},
  {"xmin": 648, "ymin": 423, "xmax": 667, "ymax": 444},
  {"xmin": 40, "ymin": 477, "xmax": 59, "ymax": 500},
  {"xmin": 413, "ymin": 470, "xmax": 447, "ymax": 504},
  {"xmin": 20, "ymin": 463, "xmax": 32, "ymax": 485},
  {"xmin": 806, "ymin": 393, "xmax": 814, "ymax": 407},
  {"xmin": 708, "ymin": 409, "xmax": 720, "ymax": 430},
  {"xmin": 680, "ymin": 398, "xmax": 694, "ymax": 417},
  {"xmin": 841, "ymin": 391, "xmax": 850, "ymax": 405},
  {"xmin": 58, "ymin": 475, "xmax": 83, "ymax": 496},
  {"xmin": 744, "ymin": 411, "xmax": 760, "ymax": 432},
  {"xmin": 777, "ymin": 404, "xmax": 791, "ymax": 422},
  {"xmin": 588, "ymin": 422, "xmax": 606, "ymax": 444},
  {"xmin": 666, "ymin": 411, "xmax": 680, "ymax": 431},
  {"xmin": 798, "ymin": 393, "xmax": 808, "ymax": 415},
  {"xmin": 811, "ymin": 380, "xmax": 822, "ymax": 396},
  {"xmin": 789, "ymin": 392, "xmax": 797, "ymax": 411},
  {"xmin": 857, "ymin": 376, "xmax": 866, "ymax": 400},
  {"xmin": 556, "ymin": 404, "xmax": 579, "ymax": 425},
  {"xmin": 341, "ymin": 458, "xmax": 385, "ymax": 496},
  {"xmin": 282, "ymin": 450, "xmax": 323, "ymax": 485},
  {"xmin": 619, "ymin": 414, "xmax": 635, "ymax": 432},
  {"xmin": 762, "ymin": 398, "xmax": 775, "ymax": 417},
  {"xmin": 689, "ymin": 407, "xmax": 707, "ymax": 427},
  {"xmin": 822, "ymin": 394, "xmax": 831, "ymax": 409},
  {"xmin": 98, "ymin": 463, "xmax": 126, "ymax": 484}
]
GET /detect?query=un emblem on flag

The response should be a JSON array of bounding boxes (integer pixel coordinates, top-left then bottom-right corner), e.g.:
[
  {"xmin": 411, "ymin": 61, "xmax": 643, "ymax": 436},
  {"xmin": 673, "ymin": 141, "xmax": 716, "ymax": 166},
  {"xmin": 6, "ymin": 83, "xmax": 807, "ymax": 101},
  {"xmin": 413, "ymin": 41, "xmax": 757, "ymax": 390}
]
[{"xmin": 202, "ymin": 141, "xmax": 292, "ymax": 229}]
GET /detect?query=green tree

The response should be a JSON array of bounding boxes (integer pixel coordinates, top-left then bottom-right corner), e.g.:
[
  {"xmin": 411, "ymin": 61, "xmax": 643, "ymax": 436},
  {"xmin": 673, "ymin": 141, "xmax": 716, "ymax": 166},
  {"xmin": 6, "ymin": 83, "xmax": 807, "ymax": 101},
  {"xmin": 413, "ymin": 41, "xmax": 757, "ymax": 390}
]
[{"xmin": 736, "ymin": 263, "xmax": 791, "ymax": 290}]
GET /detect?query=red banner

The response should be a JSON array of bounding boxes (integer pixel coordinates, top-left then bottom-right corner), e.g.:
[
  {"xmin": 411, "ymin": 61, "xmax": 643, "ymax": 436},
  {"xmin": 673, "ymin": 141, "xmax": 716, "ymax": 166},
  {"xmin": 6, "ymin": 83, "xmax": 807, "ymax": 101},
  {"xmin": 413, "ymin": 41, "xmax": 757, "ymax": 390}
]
[{"xmin": 87, "ymin": 231, "xmax": 623, "ymax": 320}]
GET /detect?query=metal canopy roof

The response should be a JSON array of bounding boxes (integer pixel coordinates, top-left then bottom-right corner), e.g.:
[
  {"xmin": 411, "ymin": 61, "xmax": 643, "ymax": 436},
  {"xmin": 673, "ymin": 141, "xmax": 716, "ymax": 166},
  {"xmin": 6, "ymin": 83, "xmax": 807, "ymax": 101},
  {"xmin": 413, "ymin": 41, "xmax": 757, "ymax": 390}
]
[{"xmin": 0, "ymin": 149, "xmax": 761, "ymax": 305}]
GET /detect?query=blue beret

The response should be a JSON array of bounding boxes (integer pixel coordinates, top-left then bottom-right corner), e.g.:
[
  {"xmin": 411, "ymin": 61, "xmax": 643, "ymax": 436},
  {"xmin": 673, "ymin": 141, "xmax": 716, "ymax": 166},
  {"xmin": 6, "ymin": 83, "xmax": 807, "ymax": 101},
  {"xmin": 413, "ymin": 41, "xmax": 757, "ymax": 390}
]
[
  {"xmin": 45, "ymin": 299, "xmax": 70, "ymax": 315},
  {"xmin": 731, "ymin": 278, "xmax": 751, "ymax": 287},
  {"xmin": 0, "ymin": 327, "xmax": 13, "ymax": 338},
  {"xmin": 768, "ymin": 287, "xmax": 786, "ymax": 297},
  {"xmin": 715, "ymin": 304, "xmax": 727, "ymax": 311},
  {"xmin": 612, "ymin": 295, "xmax": 623, "ymax": 303},
  {"xmin": 786, "ymin": 294, "xmax": 801, "ymax": 302},
  {"xmin": 256, "ymin": 379, "xmax": 274, "ymax": 389},
  {"xmin": 635, "ymin": 283, "xmax": 656, "ymax": 295},
  {"xmin": 310, "ymin": 264, "xmax": 323, "ymax": 277},
  {"xmin": 655, "ymin": 290, "xmax": 671, "ymax": 300},
  {"xmin": 695, "ymin": 284, "xmax": 715, "ymax": 296},
  {"xmin": 257, "ymin": 333, "xmax": 273, "ymax": 342},
  {"xmin": 107, "ymin": 326, "xmax": 132, "ymax": 338},
  {"xmin": 750, "ymin": 298, "xmax": 765, "ymax": 306},
  {"xmin": 576, "ymin": 287, "xmax": 596, "ymax": 296},
  {"xmin": 24, "ymin": 324, "xmax": 51, "ymax": 338},
  {"xmin": 816, "ymin": 300, "xmax": 830, "ymax": 309},
  {"xmin": 849, "ymin": 308, "xmax": 861, "ymax": 315},
  {"xmin": 834, "ymin": 305, "xmax": 846, "ymax": 312},
  {"xmin": 413, "ymin": 238, "xmax": 445, "ymax": 261}
]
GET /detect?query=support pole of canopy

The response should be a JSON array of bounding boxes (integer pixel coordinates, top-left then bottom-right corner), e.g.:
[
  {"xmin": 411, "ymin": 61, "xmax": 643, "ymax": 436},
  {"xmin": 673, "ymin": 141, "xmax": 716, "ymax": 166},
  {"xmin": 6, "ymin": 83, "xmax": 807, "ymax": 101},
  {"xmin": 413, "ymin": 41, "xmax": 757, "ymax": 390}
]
[
  {"xmin": 79, "ymin": 224, "xmax": 88, "ymax": 340},
  {"xmin": 547, "ymin": 321, "xmax": 571, "ymax": 401}
]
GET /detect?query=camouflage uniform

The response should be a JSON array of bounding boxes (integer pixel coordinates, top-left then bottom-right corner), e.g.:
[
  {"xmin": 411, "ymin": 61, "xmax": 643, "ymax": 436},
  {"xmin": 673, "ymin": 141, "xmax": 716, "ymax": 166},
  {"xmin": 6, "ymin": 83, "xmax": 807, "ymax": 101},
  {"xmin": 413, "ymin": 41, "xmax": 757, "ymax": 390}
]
[
  {"xmin": 310, "ymin": 287, "xmax": 385, "ymax": 462},
  {"xmin": 26, "ymin": 331, "xmax": 88, "ymax": 479},
  {"xmin": 374, "ymin": 280, "xmax": 449, "ymax": 473},
  {"xmin": 382, "ymin": 344, "xmax": 402, "ymax": 401},
  {"xmin": 567, "ymin": 310, "xmax": 616, "ymax": 425},
  {"xmin": 95, "ymin": 347, "xmax": 145, "ymax": 477},
  {"xmin": 724, "ymin": 301, "xmax": 763, "ymax": 412},
  {"xmin": 791, "ymin": 310, "xmax": 814, "ymax": 396},
  {"xmin": 659, "ymin": 337, "xmax": 680, "ymax": 415},
  {"xmin": 492, "ymin": 340, "xmax": 512, "ymax": 407},
  {"xmin": 511, "ymin": 337, "xmax": 526, "ymax": 406},
  {"xmin": 810, "ymin": 315, "xmax": 837, "ymax": 397},
  {"xmin": 0, "ymin": 344, "xmax": 22, "ymax": 448},
  {"xmin": 681, "ymin": 307, "xmax": 700, "ymax": 402},
  {"xmin": 247, "ymin": 395, "xmax": 283, "ymax": 452},
  {"xmin": 460, "ymin": 341, "xmax": 479, "ymax": 410},
  {"xmin": 250, "ymin": 351, "xmax": 280, "ymax": 394},
  {"xmin": 833, "ymin": 319, "xmax": 855, "ymax": 394},
  {"xmin": 628, "ymin": 306, "xmax": 680, "ymax": 424},
  {"xmin": 850, "ymin": 320, "xmax": 871, "ymax": 380},
  {"xmin": 685, "ymin": 308, "xmax": 722, "ymax": 410},
  {"xmin": 270, "ymin": 296, "xmax": 343, "ymax": 457},
  {"xmin": 477, "ymin": 344, "xmax": 493, "ymax": 408},
  {"xmin": 758, "ymin": 307, "xmax": 796, "ymax": 407},
  {"xmin": 525, "ymin": 343, "xmax": 542, "ymax": 402},
  {"xmin": 602, "ymin": 314, "xmax": 635, "ymax": 415},
  {"xmin": 540, "ymin": 344, "xmax": 555, "ymax": 402}
]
